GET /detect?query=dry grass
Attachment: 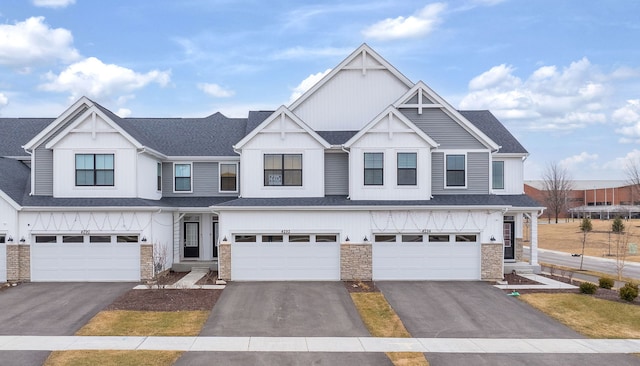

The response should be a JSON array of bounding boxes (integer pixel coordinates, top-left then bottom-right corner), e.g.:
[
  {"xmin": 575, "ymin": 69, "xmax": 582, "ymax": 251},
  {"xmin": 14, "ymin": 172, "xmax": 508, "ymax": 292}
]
[
  {"xmin": 75, "ymin": 310, "xmax": 209, "ymax": 336},
  {"xmin": 351, "ymin": 293, "xmax": 429, "ymax": 366},
  {"xmin": 538, "ymin": 220, "xmax": 640, "ymax": 263},
  {"xmin": 520, "ymin": 293, "xmax": 640, "ymax": 338},
  {"xmin": 44, "ymin": 350, "xmax": 181, "ymax": 366}
]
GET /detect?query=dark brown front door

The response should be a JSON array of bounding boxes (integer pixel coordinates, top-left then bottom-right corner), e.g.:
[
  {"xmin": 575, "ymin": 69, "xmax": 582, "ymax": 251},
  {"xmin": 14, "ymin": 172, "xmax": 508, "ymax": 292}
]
[
  {"xmin": 184, "ymin": 222, "xmax": 199, "ymax": 258},
  {"xmin": 503, "ymin": 221, "xmax": 515, "ymax": 260}
]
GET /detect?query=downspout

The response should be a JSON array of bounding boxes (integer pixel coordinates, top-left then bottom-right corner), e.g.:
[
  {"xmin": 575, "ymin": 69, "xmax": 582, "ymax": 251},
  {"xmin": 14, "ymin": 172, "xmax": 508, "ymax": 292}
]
[{"xmin": 341, "ymin": 145, "xmax": 351, "ymax": 199}]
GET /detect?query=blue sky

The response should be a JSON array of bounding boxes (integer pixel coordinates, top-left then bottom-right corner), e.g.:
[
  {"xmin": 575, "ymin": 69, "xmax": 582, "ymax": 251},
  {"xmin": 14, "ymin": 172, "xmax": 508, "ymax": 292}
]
[{"xmin": 1, "ymin": 0, "xmax": 639, "ymax": 181}]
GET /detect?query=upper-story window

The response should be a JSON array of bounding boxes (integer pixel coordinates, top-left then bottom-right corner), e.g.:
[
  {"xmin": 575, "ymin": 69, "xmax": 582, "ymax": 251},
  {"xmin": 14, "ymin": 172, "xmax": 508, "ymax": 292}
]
[
  {"xmin": 220, "ymin": 163, "xmax": 238, "ymax": 192},
  {"xmin": 446, "ymin": 154, "xmax": 465, "ymax": 187},
  {"xmin": 364, "ymin": 152, "xmax": 384, "ymax": 186},
  {"xmin": 174, "ymin": 163, "xmax": 192, "ymax": 192},
  {"xmin": 75, "ymin": 154, "xmax": 114, "ymax": 186},
  {"xmin": 397, "ymin": 152, "xmax": 417, "ymax": 186},
  {"xmin": 264, "ymin": 154, "xmax": 302, "ymax": 186},
  {"xmin": 157, "ymin": 162, "xmax": 162, "ymax": 191},
  {"xmin": 492, "ymin": 161, "xmax": 504, "ymax": 190}
]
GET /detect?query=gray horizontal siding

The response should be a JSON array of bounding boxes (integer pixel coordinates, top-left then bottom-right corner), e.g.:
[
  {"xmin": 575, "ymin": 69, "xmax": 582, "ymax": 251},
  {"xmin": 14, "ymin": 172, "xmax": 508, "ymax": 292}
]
[
  {"xmin": 401, "ymin": 109, "xmax": 485, "ymax": 149},
  {"xmin": 34, "ymin": 147, "xmax": 53, "ymax": 196},
  {"xmin": 325, "ymin": 152, "xmax": 349, "ymax": 195},
  {"xmin": 162, "ymin": 162, "xmax": 238, "ymax": 197},
  {"xmin": 431, "ymin": 152, "xmax": 489, "ymax": 195}
]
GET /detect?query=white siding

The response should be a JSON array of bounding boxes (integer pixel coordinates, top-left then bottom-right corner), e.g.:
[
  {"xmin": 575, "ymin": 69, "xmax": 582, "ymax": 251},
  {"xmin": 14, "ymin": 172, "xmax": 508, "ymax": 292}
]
[
  {"xmin": 293, "ymin": 69, "xmax": 409, "ymax": 130},
  {"xmin": 493, "ymin": 156, "xmax": 524, "ymax": 195},
  {"xmin": 137, "ymin": 154, "xmax": 162, "ymax": 200},
  {"xmin": 0, "ymin": 196, "xmax": 18, "ymax": 242}
]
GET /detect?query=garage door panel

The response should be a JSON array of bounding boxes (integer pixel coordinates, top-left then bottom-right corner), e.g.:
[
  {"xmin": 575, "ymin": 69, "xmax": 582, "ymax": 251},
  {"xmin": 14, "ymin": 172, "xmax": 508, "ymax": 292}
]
[
  {"xmin": 232, "ymin": 242, "xmax": 340, "ymax": 281},
  {"xmin": 32, "ymin": 243, "xmax": 140, "ymax": 282},
  {"xmin": 0, "ymin": 244, "xmax": 6, "ymax": 282},
  {"xmin": 373, "ymin": 241, "xmax": 480, "ymax": 280}
]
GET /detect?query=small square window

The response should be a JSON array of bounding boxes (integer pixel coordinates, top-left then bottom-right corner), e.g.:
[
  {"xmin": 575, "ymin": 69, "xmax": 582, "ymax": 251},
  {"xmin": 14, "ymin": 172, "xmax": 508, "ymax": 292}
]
[
  {"xmin": 262, "ymin": 235, "xmax": 283, "ymax": 242},
  {"xmin": 235, "ymin": 235, "xmax": 256, "ymax": 242},
  {"xmin": 455, "ymin": 234, "xmax": 477, "ymax": 242},
  {"xmin": 316, "ymin": 235, "xmax": 337, "ymax": 242},
  {"xmin": 62, "ymin": 236, "xmax": 83, "ymax": 243},
  {"xmin": 117, "ymin": 235, "xmax": 139, "ymax": 243},
  {"xmin": 401, "ymin": 234, "xmax": 422, "ymax": 242},
  {"xmin": 429, "ymin": 235, "xmax": 449, "ymax": 242},
  {"xmin": 36, "ymin": 236, "xmax": 57, "ymax": 243},
  {"xmin": 289, "ymin": 235, "xmax": 310, "ymax": 242},
  {"xmin": 374, "ymin": 235, "xmax": 397, "ymax": 242},
  {"xmin": 90, "ymin": 235, "xmax": 111, "ymax": 243}
]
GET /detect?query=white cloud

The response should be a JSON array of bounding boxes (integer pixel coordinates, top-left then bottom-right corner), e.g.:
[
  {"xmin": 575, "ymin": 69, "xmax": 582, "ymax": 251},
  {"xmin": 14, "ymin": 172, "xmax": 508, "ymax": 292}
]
[
  {"xmin": 116, "ymin": 108, "xmax": 132, "ymax": 118},
  {"xmin": 270, "ymin": 47, "xmax": 352, "ymax": 60},
  {"xmin": 32, "ymin": 0, "xmax": 75, "ymax": 8},
  {"xmin": 460, "ymin": 57, "xmax": 612, "ymax": 131},
  {"xmin": 604, "ymin": 149, "xmax": 640, "ymax": 171},
  {"xmin": 559, "ymin": 152, "xmax": 599, "ymax": 169},
  {"xmin": 0, "ymin": 92, "xmax": 7, "ymax": 107},
  {"xmin": 289, "ymin": 68, "xmax": 331, "ymax": 104},
  {"xmin": 613, "ymin": 100, "xmax": 640, "ymax": 142},
  {"xmin": 197, "ymin": 83, "xmax": 235, "ymax": 98},
  {"xmin": 39, "ymin": 57, "xmax": 171, "ymax": 101},
  {"xmin": 362, "ymin": 3, "xmax": 446, "ymax": 41},
  {"xmin": 0, "ymin": 17, "xmax": 80, "ymax": 68}
]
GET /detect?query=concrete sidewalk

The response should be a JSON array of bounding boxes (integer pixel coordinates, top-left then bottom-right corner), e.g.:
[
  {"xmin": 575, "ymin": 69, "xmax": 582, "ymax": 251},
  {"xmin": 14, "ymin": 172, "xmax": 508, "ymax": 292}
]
[{"xmin": 1, "ymin": 336, "xmax": 639, "ymax": 354}]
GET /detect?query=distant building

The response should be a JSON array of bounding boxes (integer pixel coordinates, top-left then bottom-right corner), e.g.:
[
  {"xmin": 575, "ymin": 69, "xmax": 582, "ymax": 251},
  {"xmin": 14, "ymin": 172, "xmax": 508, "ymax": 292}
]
[{"xmin": 525, "ymin": 180, "xmax": 640, "ymax": 220}]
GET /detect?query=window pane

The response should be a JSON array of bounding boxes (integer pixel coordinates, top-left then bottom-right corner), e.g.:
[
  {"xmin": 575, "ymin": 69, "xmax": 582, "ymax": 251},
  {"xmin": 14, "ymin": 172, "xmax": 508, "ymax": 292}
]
[
  {"xmin": 96, "ymin": 171, "xmax": 114, "ymax": 186},
  {"xmin": 447, "ymin": 155, "xmax": 464, "ymax": 170},
  {"xmin": 289, "ymin": 235, "xmax": 310, "ymax": 242},
  {"xmin": 117, "ymin": 235, "xmax": 139, "ymax": 243},
  {"xmin": 261, "ymin": 235, "xmax": 283, "ymax": 242},
  {"xmin": 364, "ymin": 169, "xmax": 383, "ymax": 185},
  {"xmin": 284, "ymin": 170, "xmax": 302, "ymax": 186},
  {"xmin": 429, "ymin": 235, "xmax": 449, "ymax": 242},
  {"xmin": 157, "ymin": 163, "xmax": 162, "ymax": 191},
  {"xmin": 76, "ymin": 154, "xmax": 93, "ymax": 169},
  {"xmin": 264, "ymin": 155, "xmax": 282, "ymax": 169},
  {"xmin": 175, "ymin": 164, "xmax": 191, "ymax": 177},
  {"xmin": 493, "ymin": 161, "xmax": 504, "ymax": 189},
  {"xmin": 397, "ymin": 169, "xmax": 416, "ymax": 185},
  {"xmin": 235, "ymin": 235, "xmax": 256, "ymax": 242},
  {"xmin": 364, "ymin": 153, "xmax": 383, "ymax": 168},
  {"xmin": 76, "ymin": 170, "xmax": 94, "ymax": 186},
  {"xmin": 455, "ymin": 234, "xmax": 477, "ymax": 242},
  {"xmin": 316, "ymin": 235, "xmax": 337, "ymax": 242},
  {"xmin": 397, "ymin": 153, "xmax": 416, "ymax": 168},
  {"xmin": 90, "ymin": 235, "xmax": 111, "ymax": 243},
  {"xmin": 284, "ymin": 154, "xmax": 302, "ymax": 169},
  {"xmin": 36, "ymin": 236, "xmax": 57, "ymax": 243},
  {"xmin": 0, "ymin": 236, "xmax": 4, "ymax": 244},
  {"xmin": 265, "ymin": 170, "xmax": 283, "ymax": 186},
  {"xmin": 447, "ymin": 171, "xmax": 465, "ymax": 187},
  {"xmin": 175, "ymin": 177, "xmax": 191, "ymax": 191},
  {"xmin": 63, "ymin": 235, "xmax": 83, "ymax": 243},
  {"xmin": 374, "ymin": 235, "xmax": 397, "ymax": 242},
  {"xmin": 402, "ymin": 235, "xmax": 423, "ymax": 242},
  {"xmin": 95, "ymin": 154, "xmax": 113, "ymax": 169}
]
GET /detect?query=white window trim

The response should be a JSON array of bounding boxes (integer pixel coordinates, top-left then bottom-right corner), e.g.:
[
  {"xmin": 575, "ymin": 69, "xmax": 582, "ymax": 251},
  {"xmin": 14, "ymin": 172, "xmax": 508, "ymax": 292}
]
[
  {"xmin": 363, "ymin": 150, "xmax": 385, "ymax": 188},
  {"xmin": 443, "ymin": 152, "xmax": 467, "ymax": 189},
  {"xmin": 262, "ymin": 152, "xmax": 304, "ymax": 188},
  {"xmin": 218, "ymin": 162, "xmax": 239, "ymax": 193},
  {"xmin": 492, "ymin": 160, "xmax": 505, "ymax": 191},
  {"xmin": 396, "ymin": 150, "xmax": 419, "ymax": 188},
  {"xmin": 73, "ymin": 150, "xmax": 117, "ymax": 190},
  {"xmin": 173, "ymin": 162, "xmax": 193, "ymax": 193}
]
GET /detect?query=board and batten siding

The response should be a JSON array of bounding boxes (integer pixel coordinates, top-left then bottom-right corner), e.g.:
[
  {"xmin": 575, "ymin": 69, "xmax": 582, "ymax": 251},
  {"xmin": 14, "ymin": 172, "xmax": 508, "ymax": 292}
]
[
  {"xmin": 324, "ymin": 152, "xmax": 349, "ymax": 195},
  {"xmin": 431, "ymin": 152, "xmax": 489, "ymax": 194},
  {"xmin": 162, "ymin": 162, "xmax": 238, "ymax": 197},
  {"xmin": 401, "ymin": 109, "xmax": 485, "ymax": 149},
  {"xmin": 33, "ymin": 147, "xmax": 53, "ymax": 196}
]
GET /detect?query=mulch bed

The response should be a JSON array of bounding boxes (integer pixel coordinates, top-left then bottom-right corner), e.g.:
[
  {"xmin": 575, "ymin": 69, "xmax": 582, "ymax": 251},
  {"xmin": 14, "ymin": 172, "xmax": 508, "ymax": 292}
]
[
  {"xmin": 105, "ymin": 289, "xmax": 223, "ymax": 312},
  {"xmin": 502, "ymin": 273, "xmax": 541, "ymax": 285},
  {"xmin": 156, "ymin": 271, "xmax": 189, "ymax": 286},
  {"xmin": 344, "ymin": 280, "xmax": 380, "ymax": 293},
  {"xmin": 194, "ymin": 270, "xmax": 219, "ymax": 286},
  {"xmin": 501, "ymin": 273, "xmax": 640, "ymax": 306}
]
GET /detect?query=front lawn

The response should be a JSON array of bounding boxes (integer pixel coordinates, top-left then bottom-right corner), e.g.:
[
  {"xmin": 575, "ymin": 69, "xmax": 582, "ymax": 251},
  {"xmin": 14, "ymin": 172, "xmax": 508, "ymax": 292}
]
[
  {"xmin": 520, "ymin": 293, "xmax": 640, "ymax": 338},
  {"xmin": 45, "ymin": 350, "xmax": 181, "ymax": 366},
  {"xmin": 75, "ymin": 310, "xmax": 210, "ymax": 336}
]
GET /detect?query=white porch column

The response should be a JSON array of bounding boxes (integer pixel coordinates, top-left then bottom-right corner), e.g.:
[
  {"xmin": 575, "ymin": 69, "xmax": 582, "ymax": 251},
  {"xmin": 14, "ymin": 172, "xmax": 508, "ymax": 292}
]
[
  {"xmin": 530, "ymin": 212, "xmax": 538, "ymax": 265},
  {"xmin": 173, "ymin": 212, "xmax": 181, "ymax": 263}
]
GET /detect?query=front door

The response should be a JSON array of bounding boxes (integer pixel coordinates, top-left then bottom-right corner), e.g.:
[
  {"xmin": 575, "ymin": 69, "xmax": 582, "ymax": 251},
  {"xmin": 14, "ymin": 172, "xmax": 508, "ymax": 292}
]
[
  {"xmin": 503, "ymin": 220, "xmax": 515, "ymax": 260},
  {"xmin": 184, "ymin": 222, "xmax": 200, "ymax": 258}
]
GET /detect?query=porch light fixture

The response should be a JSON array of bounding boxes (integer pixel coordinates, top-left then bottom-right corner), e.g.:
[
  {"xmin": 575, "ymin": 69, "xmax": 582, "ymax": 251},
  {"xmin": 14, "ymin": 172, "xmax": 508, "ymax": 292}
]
[
  {"xmin": 6, "ymin": 236, "xmax": 13, "ymax": 243},
  {"xmin": 490, "ymin": 235, "xmax": 496, "ymax": 242},
  {"xmin": 141, "ymin": 236, "xmax": 147, "ymax": 242},
  {"xmin": 363, "ymin": 236, "xmax": 369, "ymax": 242},
  {"xmin": 345, "ymin": 236, "xmax": 350, "ymax": 242},
  {"xmin": 19, "ymin": 237, "xmax": 26, "ymax": 243},
  {"xmin": 222, "ymin": 236, "xmax": 228, "ymax": 242}
]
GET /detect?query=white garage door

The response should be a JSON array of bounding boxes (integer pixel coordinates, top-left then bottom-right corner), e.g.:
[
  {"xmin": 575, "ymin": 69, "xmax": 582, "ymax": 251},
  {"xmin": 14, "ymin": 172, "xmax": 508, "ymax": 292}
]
[
  {"xmin": 31, "ymin": 236, "xmax": 140, "ymax": 281},
  {"xmin": 232, "ymin": 234, "xmax": 340, "ymax": 281},
  {"xmin": 0, "ymin": 243, "xmax": 6, "ymax": 283},
  {"xmin": 373, "ymin": 233, "xmax": 480, "ymax": 280}
]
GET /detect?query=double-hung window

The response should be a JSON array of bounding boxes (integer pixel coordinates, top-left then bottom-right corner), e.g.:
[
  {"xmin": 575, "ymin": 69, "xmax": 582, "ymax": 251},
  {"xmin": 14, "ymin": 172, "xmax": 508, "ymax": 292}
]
[
  {"xmin": 264, "ymin": 154, "xmax": 302, "ymax": 186},
  {"xmin": 75, "ymin": 154, "xmax": 114, "ymax": 186},
  {"xmin": 446, "ymin": 154, "xmax": 465, "ymax": 187},
  {"xmin": 364, "ymin": 152, "xmax": 383, "ymax": 185},
  {"xmin": 397, "ymin": 152, "xmax": 417, "ymax": 186},
  {"xmin": 220, "ymin": 163, "xmax": 238, "ymax": 192},
  {"xmin": 492, "ymin": 161, "xmax": 504, "ymax": 190},
  {"xmin": 174, "ymin": 163, "xmax": 192, "ymax": 192},
  {"xmin": 157, "ymin": 162, "xmax": 162, "ymax": 191}
]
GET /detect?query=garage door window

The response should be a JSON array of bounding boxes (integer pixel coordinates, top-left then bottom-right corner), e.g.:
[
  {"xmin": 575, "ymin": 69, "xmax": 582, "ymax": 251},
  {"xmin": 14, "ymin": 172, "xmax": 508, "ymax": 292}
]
[
  {"xmin": 402, "ymin": 234, "xmax": 423, "ymax": 242},
  {"xmin": 36, "ymin": 236, "xmax": 57, "ymax": 243},
  {"xmin": 289, "ymin": 235, "xmax": 310, "ymax": 242},
  {"xmin": 262, "ymin": 235, "xmax": 283, "ymax": 242},
  {"xmin": 429, "ymin": 234, "xmax": 449, "ymax": 242},
  {"xmin": 235, "ymin": 235, "xmax": 256, "ymax": 242},
  {"xmin": 90, "ymin": 236, "xmax": 111, "ymax": 243},
  {"xmin": 117, "ymin": 235, "xmax": 139, "ymax": 243},
  {"xmin": 375, "ymin": 235, "xmax": 397, "ymax": 242},
  {"xmin": 316, "ymin": 235, "xmax": 337, "ymax": 242},
  {"xmin": 455, "ymin": 234, "xmax": 477, "ymax": 242},
  {"xmin": 63, "ymin": 236, "xmax": 83, "ymax": 243}
]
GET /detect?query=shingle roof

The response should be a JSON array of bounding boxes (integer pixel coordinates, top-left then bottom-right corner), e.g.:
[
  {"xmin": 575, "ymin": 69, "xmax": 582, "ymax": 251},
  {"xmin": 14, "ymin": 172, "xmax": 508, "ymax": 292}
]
[
  {"xmin": 246, "ymin": 111, "xmax": 274, "ymax": 136},
  {"xmin": 0, "ymin": 157, "xmax": 30, "ymax": 205},
  {"xmin": 459, "ymin": 110, "xmax": 528, "ymax": 154},
  {"xmin": 0, "ymin": 118, "xmax": 54, "ymax": 157},
  {"xmin": 214, "ymin": 194, "xmax": 543, "ymax": 208},
  {"xmin": 316, "ymin": 131, "xmax": 359, "ymax": 145}
]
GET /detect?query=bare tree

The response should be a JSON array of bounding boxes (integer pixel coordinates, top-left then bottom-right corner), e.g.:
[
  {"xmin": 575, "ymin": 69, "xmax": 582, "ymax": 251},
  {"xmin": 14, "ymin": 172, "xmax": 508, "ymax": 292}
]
[
  {"xmin": 625, "ymin": 157, "xmax": 640, "ymax": 205},
  {"xmin": 579, "ymin": 217, "xmax": 592, "ymax": 270},
  {"xmin": 541, "ymin": 162, "xmax": 574, "ymax": 223},
  {"xmin": 612, "ymin": 217, "xmax": 629, "ymax": 280}
]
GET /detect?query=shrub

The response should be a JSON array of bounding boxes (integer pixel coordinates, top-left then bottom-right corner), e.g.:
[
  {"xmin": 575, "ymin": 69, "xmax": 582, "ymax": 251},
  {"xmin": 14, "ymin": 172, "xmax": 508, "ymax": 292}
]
[
  {"xmin": 579, "ymin": 282, "xmax": 597, "ymax": 294},
  {"xmin": 619, "ymin": 282, "xmax": 639, "ymax": 302},
  {"xmin": 599, "ymin": 277, "xmax": 614, "ymax": 289}
]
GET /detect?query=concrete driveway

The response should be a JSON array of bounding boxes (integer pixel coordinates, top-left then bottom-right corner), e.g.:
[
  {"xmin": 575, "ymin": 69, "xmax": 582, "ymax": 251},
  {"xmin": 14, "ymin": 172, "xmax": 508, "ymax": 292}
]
[
  {"xmin": 0, "ymin": 282, "xmax": 133, "ymax": 366},
  {"xmin": 175, "ymin": 282, "xmax": 392, "ymax": 366}
]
